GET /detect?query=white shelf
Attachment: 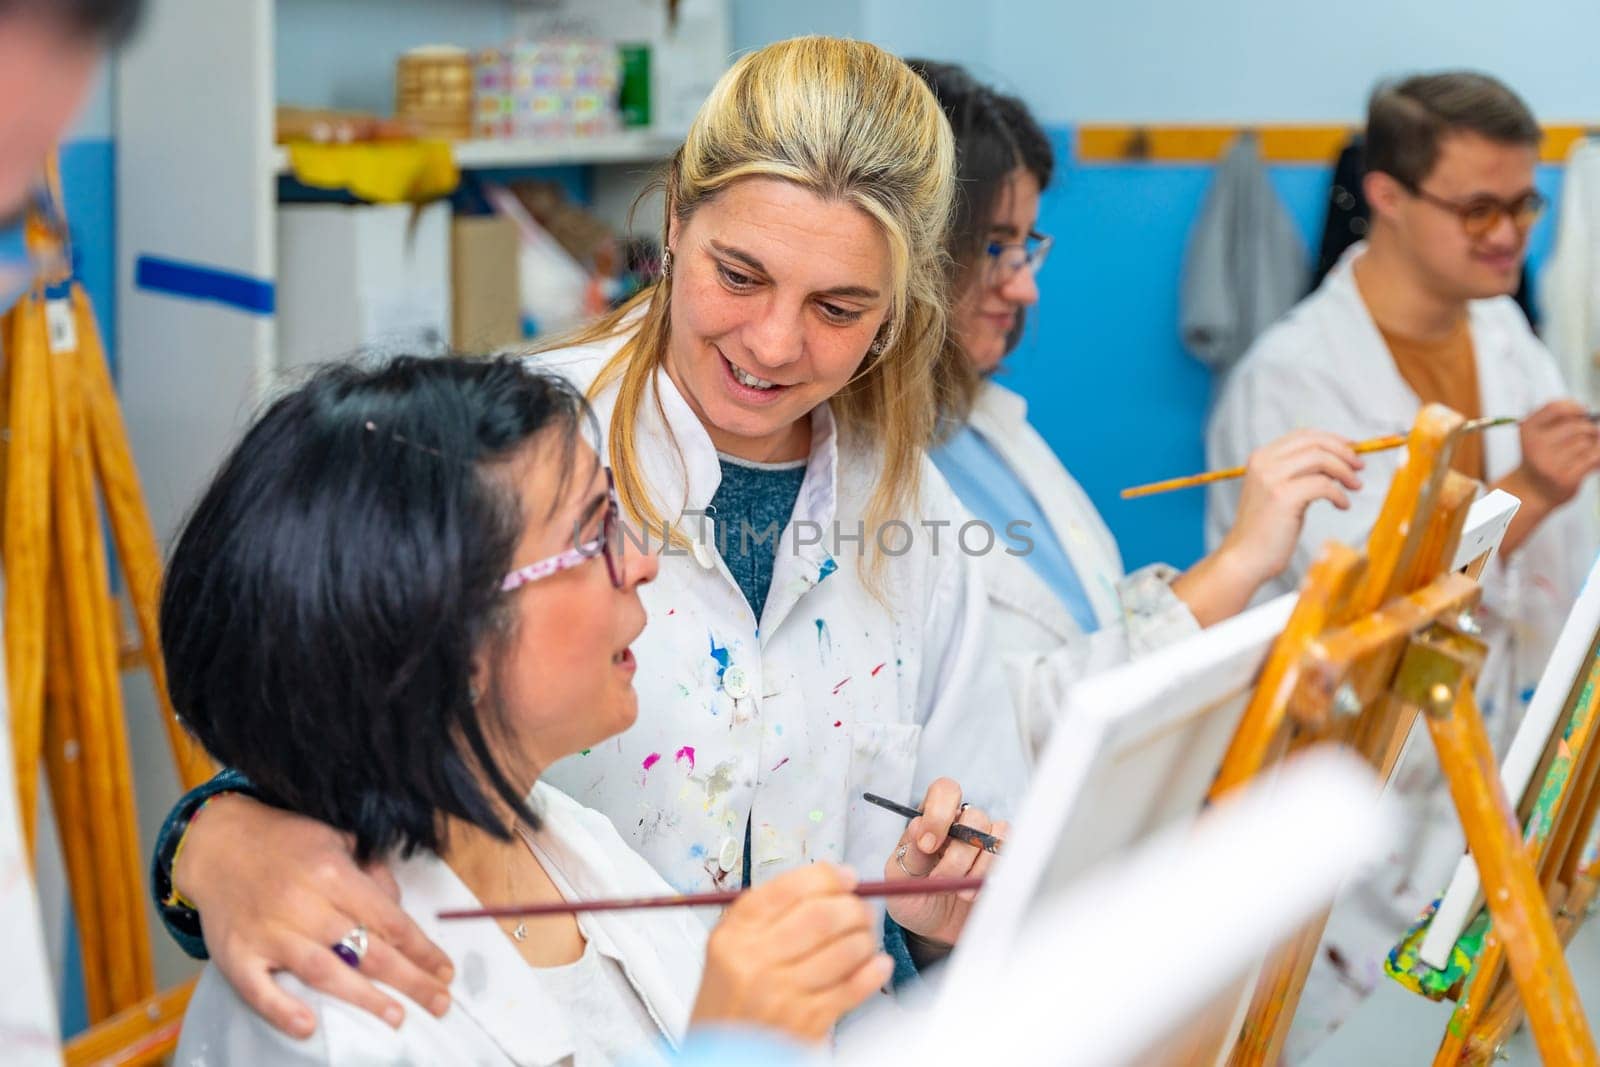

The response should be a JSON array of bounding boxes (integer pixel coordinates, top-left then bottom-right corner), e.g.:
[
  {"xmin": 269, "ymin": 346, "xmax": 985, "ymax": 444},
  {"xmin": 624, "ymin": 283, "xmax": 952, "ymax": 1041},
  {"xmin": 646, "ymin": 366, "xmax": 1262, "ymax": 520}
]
[{"xmin": 272, "ymin": 129, "xmax": 683, "ymax": 175}]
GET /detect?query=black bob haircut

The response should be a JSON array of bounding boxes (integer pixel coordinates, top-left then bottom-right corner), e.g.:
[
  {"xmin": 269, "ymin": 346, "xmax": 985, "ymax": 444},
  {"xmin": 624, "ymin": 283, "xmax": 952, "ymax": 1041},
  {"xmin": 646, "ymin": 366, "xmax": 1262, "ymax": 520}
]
[
  {"xmin": 906, "ymin": 59, "xmax": 1054, "ymax": 272},
  {"xmin": 2, "ymin": 0, "xmax": 145, "ymax": 44},
  {"xmin": 160, "ymin": 355, "xmax": 593, "ymax": 862}
]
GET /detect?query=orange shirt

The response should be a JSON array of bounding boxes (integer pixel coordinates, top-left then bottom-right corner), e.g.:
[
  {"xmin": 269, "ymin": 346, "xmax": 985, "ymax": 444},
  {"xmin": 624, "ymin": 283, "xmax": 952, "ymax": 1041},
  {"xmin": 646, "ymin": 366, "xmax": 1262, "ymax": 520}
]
[{"xmin": 1355, "ymin": 273, "xmax": 1485, "ymax": 480}]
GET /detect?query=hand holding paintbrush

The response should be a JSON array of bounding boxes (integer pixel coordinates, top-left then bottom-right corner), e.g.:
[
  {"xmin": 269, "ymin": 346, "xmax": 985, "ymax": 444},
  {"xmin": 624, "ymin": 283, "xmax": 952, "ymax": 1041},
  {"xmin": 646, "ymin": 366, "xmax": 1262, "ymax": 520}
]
[
  {"xmin": 1123, "ymin": 409, "xmax": 1600, "ymax": 499},
  {"xmin": 874, "ymin": 779, "xmax": 1008, "ymax": 951},
  {"xmin": 1501, "ymin": 402, "xmax": 1600, "ymax": 518}
]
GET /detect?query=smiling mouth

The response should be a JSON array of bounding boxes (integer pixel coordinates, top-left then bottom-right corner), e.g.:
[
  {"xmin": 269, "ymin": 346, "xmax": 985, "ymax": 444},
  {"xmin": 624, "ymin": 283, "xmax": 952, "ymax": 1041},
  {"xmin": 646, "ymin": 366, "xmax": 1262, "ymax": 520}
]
[
  {"xmin": 721, "ymin": 351, "xmax": 789, "ymax": 393},
  {"xmin": 613, "ymin": 648, "xmax": 636, "ymax": 668}
]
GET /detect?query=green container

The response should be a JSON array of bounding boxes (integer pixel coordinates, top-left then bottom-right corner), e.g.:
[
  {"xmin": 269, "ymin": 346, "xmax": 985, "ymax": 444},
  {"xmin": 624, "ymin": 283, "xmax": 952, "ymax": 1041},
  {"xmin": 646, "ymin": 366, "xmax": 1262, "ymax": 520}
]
[{"xmin": 618, "ymin": 43, "xmax": 651, "ymax": 128}]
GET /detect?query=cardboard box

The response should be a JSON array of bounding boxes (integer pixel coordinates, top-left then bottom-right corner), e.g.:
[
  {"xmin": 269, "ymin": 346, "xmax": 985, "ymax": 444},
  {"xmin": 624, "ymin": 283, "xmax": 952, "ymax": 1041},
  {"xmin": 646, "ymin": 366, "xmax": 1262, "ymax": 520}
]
[{"xmin": 451, "ymin": 216, "xmax": 523, "ymax": 352}]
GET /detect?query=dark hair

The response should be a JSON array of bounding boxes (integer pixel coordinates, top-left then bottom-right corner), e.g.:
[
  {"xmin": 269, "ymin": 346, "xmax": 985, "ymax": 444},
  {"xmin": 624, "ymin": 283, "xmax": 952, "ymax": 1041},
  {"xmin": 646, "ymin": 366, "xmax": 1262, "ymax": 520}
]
[
  {"xmin": 907, "ymin": 59, "xmax": 1054, "ymax": 270},
  {"xmin": 1, "ymin": 0, "xmax": 144, "ymax": 43},
  {"xmin": 1366, "ymin": 71, "xmax": 1540, "ymax": 189},
  {"xmin": 908, "ymin": 59, "xmax": 1053, "ymax": 426},
  {"xmin": 160, "ymin": 355, "xmax": 592, "ymax": 862}
]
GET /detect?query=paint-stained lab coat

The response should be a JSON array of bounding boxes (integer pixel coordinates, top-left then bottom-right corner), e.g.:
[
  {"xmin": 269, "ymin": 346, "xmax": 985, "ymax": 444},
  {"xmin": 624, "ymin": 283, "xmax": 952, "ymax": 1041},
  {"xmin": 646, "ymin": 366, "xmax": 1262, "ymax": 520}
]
[
  {"xmin": 176, "ymin": 781, "xmax": 703, "ymax": 1065},
  {"xmin": 1206, "ymin": 244, "xmax": 1599, "ymax": 1058},
  {"xmin": 957, "ymin": 382, "xmax": 1200, "ymax": 761},
  {"xmin": 534, "ymin": 330, "xmax": 1030, "ymax": 903}
]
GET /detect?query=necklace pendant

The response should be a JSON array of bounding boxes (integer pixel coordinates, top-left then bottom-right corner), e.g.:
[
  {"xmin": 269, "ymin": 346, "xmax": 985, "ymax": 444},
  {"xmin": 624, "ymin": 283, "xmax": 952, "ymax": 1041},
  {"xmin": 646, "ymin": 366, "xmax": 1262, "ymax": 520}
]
[{"xmin": 512, "ymin": 920, "xmax": 528, "ymax": 942}]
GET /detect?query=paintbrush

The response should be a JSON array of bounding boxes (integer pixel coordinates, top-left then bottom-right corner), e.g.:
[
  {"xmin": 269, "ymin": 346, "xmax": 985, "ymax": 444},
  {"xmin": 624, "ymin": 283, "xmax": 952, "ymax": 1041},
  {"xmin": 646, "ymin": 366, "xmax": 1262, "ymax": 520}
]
[
  {"xmin": 862, "ymin": 792, "xmax": 1004, "ymax": 854},
  {"xmin": 1120, "ymin": 414, "xmax": 1530, "ymax": 500},
  {"xmin": 437, "ymin": 875, "xmax": 985, "ymax": 921}
]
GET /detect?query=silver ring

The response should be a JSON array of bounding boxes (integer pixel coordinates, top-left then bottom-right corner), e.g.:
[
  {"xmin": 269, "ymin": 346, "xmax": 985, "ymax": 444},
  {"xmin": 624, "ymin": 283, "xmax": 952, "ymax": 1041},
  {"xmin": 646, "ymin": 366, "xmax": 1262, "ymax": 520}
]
[
  {"xmin": 333, "ymin": 924, "xmax": 369, "ymax": 968},
  {"xmin": 895, "ymin": 842, "xmax": 915, "ymax": 877}
]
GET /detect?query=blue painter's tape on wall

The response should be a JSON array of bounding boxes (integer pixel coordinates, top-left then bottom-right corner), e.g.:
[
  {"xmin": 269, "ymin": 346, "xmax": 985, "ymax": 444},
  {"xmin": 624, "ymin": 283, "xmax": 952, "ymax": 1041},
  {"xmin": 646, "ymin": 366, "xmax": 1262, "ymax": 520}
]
[{"xmin": 134, "ymin": 255, "xmax": 275, "ymax": 315}]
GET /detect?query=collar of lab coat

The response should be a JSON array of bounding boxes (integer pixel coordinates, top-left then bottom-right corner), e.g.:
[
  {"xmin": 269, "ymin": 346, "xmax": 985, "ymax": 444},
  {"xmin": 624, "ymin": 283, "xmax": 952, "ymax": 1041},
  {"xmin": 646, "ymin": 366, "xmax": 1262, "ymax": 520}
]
[
  {"xmin": 1321, "ymin": 242, "xmax": 1526, "ymax": 479},
  {"xmin": 569, "ymin": 329, "xmax": 844, "ymax": 631},
  {"xmin": 967, "ymin": 379, "xmax": 1126, "ymax": 628},
  {"xmin": 395, "ymin": 782, "xmax": 694, "ymax": 1065}
]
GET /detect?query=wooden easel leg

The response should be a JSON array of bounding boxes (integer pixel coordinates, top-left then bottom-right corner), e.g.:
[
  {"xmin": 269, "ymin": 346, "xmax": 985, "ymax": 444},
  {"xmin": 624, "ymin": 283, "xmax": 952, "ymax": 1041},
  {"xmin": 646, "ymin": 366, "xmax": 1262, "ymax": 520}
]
[
  {"xmin": 1227, "ymin": 910, "xmax": 1328, "ymax": 1065},
  {"xmin": 1212, "ymin": 545, "xmax": 1365, "ymax": 796},
  {"xmin": 48, "ymin": 322, "xmax": 155, "ymax": 1013},
  {"xmin": 1214, "ymin": 549, "xmax": 1365, "ymax": 1066},
  {"xmin": 1426, "ymin": 685, "xmax": 1596, "ymax": 1065},
  {"xmin": 42, "ymin": 564, "xmax": 112, "ymax": 1022},
  {"xmin": 3, "ymin": 300, "xmax": 53, "ymax": 857},
  {"xmin": 1467, "ymin": 876, "xmax": 1599, "ymax": 1060},
  {"xmin": 1462, "ymin": 725, "xmax": 1600, "ymax": 1059},
  {"xmin": 61, "ymin": 976, "xmax": 198, "ymax": 1067},
  {"xmin": 1228, "ymin": 713, "xmax": 1395, "ymax": 1065},
  {"xmin": 73, "ymin": 285, "xmax": 212, "ymax": 789}
]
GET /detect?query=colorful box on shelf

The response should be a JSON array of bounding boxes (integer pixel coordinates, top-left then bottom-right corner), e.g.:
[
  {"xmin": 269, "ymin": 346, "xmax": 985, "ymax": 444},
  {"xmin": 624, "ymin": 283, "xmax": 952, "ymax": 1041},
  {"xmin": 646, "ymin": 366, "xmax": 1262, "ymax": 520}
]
[{"xmin": 475, "ymin": 39, "xmax": 623, "ymax": 142}]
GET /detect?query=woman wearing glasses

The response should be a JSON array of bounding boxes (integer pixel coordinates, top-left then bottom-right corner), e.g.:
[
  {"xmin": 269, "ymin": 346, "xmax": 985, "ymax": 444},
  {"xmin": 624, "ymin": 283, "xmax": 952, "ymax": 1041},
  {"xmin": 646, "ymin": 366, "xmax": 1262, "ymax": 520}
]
[
  {"xmin": 151, "ymin": 37, "xmax": 1010, "ymax": 1038},
  {"xmin": 166, "ymin": 354, "xmax": 974, "ymax": 1064},
  {"xmin": 912, "ymin": 61, "xmax": 1366, "ymax": 758}
]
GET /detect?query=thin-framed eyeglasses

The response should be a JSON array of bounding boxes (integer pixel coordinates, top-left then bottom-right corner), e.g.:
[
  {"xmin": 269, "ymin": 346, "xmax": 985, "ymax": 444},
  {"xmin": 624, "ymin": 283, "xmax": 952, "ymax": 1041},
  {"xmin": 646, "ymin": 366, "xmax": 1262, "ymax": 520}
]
[
  {"xmin": 500, "ymin": 468, "xmax": 625, "ymax": 593},
  {"xmin": 984, "ymin": 230, "xmax": 1053, "ymax": 282},
  {"xmin": 1400, "ymin": 182, "xmax": 1546, "ymax": 240}
]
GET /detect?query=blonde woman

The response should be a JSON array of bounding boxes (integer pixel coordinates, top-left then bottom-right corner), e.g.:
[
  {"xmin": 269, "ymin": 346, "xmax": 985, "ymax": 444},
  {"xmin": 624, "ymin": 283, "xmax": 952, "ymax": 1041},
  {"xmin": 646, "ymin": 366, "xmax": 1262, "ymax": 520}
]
[{"xmin": 153, "ymin": 37, "xmax": 1011, "ymax": 1035}]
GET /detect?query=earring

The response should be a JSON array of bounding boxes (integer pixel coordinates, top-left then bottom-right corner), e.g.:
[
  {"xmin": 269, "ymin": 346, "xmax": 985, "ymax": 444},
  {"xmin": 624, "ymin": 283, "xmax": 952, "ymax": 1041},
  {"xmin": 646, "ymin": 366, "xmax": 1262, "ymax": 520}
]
[
  {"xmin": 660, "ymin": 248, "xmax": 673, "ymax": 279},
  {"xmin": 868, "ymin": 334, "xmax": 888, "ymax": 357},
  {"xmin": 468, "ymin": 685, "xmax": 481, "ymax": 705}
]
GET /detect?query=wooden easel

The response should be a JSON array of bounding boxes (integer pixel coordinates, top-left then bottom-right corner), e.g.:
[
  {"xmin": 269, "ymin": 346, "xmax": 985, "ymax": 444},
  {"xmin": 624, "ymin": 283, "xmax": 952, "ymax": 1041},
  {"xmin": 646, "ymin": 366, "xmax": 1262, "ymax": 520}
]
[
  {"xmin": 3, "ymin": 158, "xmax": 212, "ymax": 1062},
  {"xmin": 1402, "ymin": 616, "xmax": 1600, "ymax": 1062},
  {"xmin": 1203, "ymin": 404, "xmax": 1596, "ymax": 1065}
]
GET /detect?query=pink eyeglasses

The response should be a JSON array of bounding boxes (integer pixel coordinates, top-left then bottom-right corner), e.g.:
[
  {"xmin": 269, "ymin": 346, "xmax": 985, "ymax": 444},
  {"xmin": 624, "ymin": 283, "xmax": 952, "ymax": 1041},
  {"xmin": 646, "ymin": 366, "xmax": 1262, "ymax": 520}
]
[{"xmin": 500, "ymin": 469, "xmax": 625, "ymax": 592}]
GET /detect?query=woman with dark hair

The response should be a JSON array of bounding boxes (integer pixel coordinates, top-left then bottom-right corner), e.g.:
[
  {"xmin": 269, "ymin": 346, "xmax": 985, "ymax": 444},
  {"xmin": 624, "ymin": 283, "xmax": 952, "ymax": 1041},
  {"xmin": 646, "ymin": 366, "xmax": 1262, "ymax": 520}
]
[
  {"xmin": 164, "ymin": 355, "xmax": 904, "ymax": 1063},
  {"xmin": 909, "ymin": 60, "xmax": 1364, "ymax": 759},
  {"xmin": 148, "ymin": 39, "xmax": 1011, "ymax": 1038}
]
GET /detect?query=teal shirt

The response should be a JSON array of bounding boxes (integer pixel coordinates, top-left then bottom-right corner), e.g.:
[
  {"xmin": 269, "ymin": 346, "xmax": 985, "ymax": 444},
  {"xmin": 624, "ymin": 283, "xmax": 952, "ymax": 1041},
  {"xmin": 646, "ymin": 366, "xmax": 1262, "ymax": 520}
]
[{"xmin": 708, "ymin": 454, "xmax": 807, "ymax": 619}]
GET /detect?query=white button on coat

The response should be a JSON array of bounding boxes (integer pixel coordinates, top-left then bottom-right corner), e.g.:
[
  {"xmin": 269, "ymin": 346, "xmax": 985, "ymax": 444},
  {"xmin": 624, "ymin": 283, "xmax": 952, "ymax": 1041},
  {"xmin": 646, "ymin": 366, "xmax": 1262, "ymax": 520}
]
[
  {"xmin": 722, "ymin": 665, "xmax": 750, "ymax": 700},
  {"xmin": 691, "ymin": 539, "xmax": 717, "ymax": 570},
  {"xmin": 717, "ymin": 837, "xmax": 739, "ymax": 874}
]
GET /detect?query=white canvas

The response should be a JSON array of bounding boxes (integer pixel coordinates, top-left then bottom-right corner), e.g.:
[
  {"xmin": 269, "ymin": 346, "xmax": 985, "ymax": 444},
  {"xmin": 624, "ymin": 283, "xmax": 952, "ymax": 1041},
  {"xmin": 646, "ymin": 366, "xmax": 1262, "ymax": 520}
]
[
  {"xmin": 1450, "ymin": 489, "xmax": 1519, "ymax": 573},
  {"xmin": 842, "ymin": 753, "xmax": 1394, "ymax": 1067},
  {"xmin": 937, "ymin": 588, "xmax": 1295, "ymax": 1003}
]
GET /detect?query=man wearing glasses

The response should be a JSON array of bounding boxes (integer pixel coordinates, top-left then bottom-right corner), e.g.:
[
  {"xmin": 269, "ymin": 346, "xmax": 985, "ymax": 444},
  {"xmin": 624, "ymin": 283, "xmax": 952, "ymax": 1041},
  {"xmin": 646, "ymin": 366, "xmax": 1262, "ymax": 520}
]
[{"xmin": 1207, "ymin": 71, "xmax": 1600, "ymax": 1056}]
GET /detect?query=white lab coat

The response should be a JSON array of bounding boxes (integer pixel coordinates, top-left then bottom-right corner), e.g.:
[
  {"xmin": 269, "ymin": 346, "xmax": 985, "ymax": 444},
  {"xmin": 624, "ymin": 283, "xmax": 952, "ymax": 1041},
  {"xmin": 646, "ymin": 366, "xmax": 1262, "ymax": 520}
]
[
  {"xmin": 175, "ymin": 781, "xmax": 705, "ymax": 1066},
  {"xmin": 1540, "ymin": 138, "xmax": 1600, "ymax": 409},
  {"xmin": 960, "ymin": 382, "xmax": 1199, "ymax": 760},
  {"xmin": 533, "ymin": 330, "xmax": 1030, "ymax": 901},
  {"xmin": 1206, "ymin": 244, "xmax": 1599, "ymax": 1057}
]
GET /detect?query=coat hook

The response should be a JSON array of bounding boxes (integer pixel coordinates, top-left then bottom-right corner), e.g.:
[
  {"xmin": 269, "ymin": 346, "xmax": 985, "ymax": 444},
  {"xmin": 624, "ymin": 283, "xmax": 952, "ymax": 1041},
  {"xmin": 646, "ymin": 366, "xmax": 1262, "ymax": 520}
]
[{"xmin": 1125, "ymin": 127, "xmax": 1151, "ymax": 161}]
